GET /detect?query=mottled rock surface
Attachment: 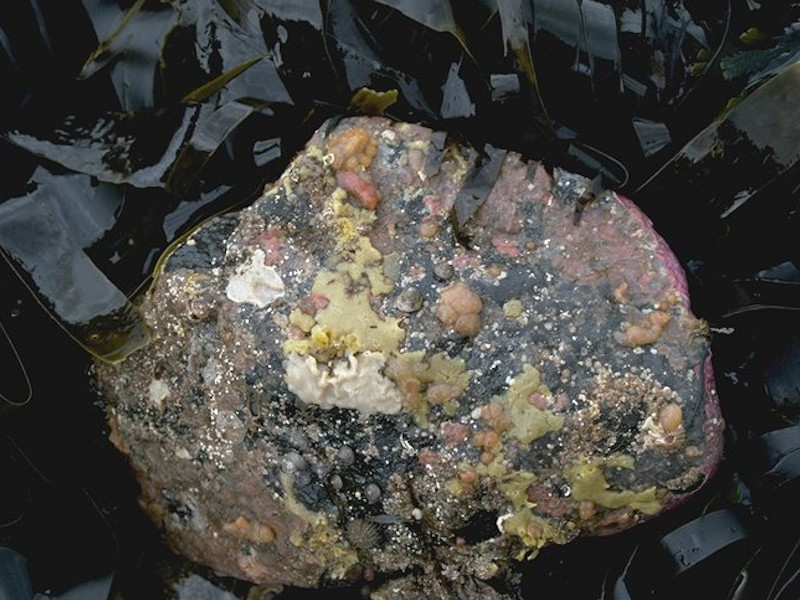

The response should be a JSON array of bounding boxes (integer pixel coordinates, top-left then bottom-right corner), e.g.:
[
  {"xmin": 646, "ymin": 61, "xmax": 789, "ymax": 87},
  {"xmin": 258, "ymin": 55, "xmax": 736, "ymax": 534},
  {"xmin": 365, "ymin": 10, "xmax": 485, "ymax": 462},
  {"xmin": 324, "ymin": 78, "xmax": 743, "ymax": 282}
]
[{"xmin": 95, "ymin": 117, "xmax": 723, "ymax": 599}]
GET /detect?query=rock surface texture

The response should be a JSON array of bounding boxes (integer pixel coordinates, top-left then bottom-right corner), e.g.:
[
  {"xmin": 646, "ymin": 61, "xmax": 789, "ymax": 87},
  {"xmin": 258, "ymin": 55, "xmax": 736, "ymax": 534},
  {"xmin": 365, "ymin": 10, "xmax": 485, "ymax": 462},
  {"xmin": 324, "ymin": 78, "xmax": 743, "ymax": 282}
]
[{"xmin": 96, "ymin": 117, "xmax": 724, "ymax": 600}]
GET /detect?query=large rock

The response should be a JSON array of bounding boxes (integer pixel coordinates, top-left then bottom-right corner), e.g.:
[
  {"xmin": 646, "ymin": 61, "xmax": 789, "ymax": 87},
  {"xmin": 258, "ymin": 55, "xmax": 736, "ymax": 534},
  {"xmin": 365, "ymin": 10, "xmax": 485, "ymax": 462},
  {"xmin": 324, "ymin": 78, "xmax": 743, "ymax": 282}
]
[{"xmin": 95, "ymin": 117, "xmax": 723, "ymax": 599}]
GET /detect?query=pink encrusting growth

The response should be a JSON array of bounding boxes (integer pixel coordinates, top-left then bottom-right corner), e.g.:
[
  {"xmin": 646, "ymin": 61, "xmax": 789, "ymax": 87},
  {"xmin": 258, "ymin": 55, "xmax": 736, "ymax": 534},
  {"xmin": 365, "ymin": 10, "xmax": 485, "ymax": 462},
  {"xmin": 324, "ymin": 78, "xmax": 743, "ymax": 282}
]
[{"xmin": 336, "ymin": 170, "xmax": 380, "ymax": 210}]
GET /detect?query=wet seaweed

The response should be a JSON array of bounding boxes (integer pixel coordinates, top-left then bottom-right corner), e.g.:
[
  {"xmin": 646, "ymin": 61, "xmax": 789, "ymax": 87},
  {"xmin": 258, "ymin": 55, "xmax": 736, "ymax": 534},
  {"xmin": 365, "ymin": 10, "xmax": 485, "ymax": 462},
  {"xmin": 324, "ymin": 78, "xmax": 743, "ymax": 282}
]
[
  {"xmin": 1, "ymin": 1, "xmax": 800, "ymax": 599},
  {"xmin": 0, "ymin": 168, "xmax": 150, "ymax": 361},
  {"xmin": 450, "ymin": 143, "xmax": 507, "ymax": 239}
]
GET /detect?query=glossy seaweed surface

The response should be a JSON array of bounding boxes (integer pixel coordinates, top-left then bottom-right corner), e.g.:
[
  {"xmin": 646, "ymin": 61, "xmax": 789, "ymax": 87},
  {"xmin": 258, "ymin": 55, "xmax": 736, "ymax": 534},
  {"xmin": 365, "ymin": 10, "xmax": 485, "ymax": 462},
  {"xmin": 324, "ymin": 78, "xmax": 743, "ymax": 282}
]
[{"xmin": 1, "ymin": 2, "xmax": 799, "ymax": 600}]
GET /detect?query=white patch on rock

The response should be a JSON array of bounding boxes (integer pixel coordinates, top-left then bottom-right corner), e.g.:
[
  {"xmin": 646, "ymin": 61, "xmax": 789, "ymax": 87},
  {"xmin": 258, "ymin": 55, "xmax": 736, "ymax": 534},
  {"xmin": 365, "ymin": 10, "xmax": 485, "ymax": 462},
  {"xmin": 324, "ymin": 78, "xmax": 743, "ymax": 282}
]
[
  {"xmin": 284, "ymin": 351, "xmax": 403, "ymax": 415},
  {"xmin": 148, "ymin": 379, "xmax": 170, "ymax": 409},
  {"xmin": 496, "ymin": 512, "xmax": 513, "ymax": 534},
  {"xmin": 225, "ymin": 249, "xmax": 285, "ymax": 308}
]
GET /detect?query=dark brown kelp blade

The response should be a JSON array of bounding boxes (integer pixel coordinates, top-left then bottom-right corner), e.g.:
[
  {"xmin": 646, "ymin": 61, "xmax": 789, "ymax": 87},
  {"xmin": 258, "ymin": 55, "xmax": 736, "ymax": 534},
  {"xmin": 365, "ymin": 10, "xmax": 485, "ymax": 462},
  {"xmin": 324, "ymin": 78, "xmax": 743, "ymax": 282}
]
[
  {"xmin": 0, "ymin": 432, "xmax": 118, "ymax": 597},
  {"xmin": 79, "ymin": 0, "xmax": 147, "ymax": 79},
  {"xmin": 0, "ymin": 549, "xmax": 114, "ymax": 600},
  {"xmin": 530, "ymin": 0, "xmax": 621, "ymax": 79},
  {"xmin": 495, "ymin": 0, "xmax": 558, "ymax": 148},
  {"xmin": 720, "ymin": 279, "xmax": 800, "ymax": 319},
  {"xmin": 0, "ymin": 548, "xmax": 34, "ymax": 599},
  {"xmin": 607, "ymin": 510, "xmax": 750, "ymax": 600},
  {"xmin": 157, "ymin": 0, "xmax": 292, "ymax": 107},
  {"xmin": 373, "ymin": 0, "xmax": 470, "ymax": 52},
  {"xmin": 497, "ymin": 0, "xmax": 535, "ymax": 82},
  {"xmin": 326, "ymin": 0, "xmax": 439, "ymax": 119},
  {"xmin": 450, "ymin": 143, "xmax": 506, "ymax": 239},
  {"xmin": 253, "ymin": 0, "xmax": 323, "ymax": 29},
  {"xmin": 530, "ymin": 0, "xmax": 716, "ymax": 94},
  {"xmin": 215, "ymin": 0, "xmax": 254, "ymax": 25},
  {"xmin": 373, "ymin": 0, "xmax": 458, "ymax": 34},
  {"xmin": 638, "ymin": 61, "xmax": 800, "ymax": 219},
  {"xmin": 6, "ymin": 108, "xmax": 195, "ymax": 189},
  {"xmin": 635, "ymin": 60, "xmax": 800, "ymax": 270},
  {"xmin": 764, "ymin": 334, "xmax": 800, "ymax": 415},
  {"xmin": 754, "ymin": 426, "xmax": 800, "ymax": 495},
  {"xmin": 0, "ymin": 169, "xmax": 149, "ymax": 363},
  {"xmin": 79, "ymin": 0, "xmax": 177, "ymax": 110},
  {"xmin": 167, "ymin": 100, "xmax": 264, "ymax": 197}
]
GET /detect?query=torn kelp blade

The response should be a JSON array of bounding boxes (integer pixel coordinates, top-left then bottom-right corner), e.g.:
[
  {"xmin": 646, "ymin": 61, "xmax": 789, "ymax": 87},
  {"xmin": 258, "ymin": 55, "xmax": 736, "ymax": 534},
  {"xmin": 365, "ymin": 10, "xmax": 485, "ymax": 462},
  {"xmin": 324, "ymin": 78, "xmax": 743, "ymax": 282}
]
[
  {"xmin": 159, "ymin": 0, "xmax": 292, "ymax": 107},
  {"xmin": 326, "ymin": 0, "xmax": 439, "ymax": 120},
  {"xmin": 764, "ymin": 334, "xmax": 800, "ymax": 416},
  {"xmin": 743, "ymin": 426, "xmax": 800, "ymax": 510},
  {"xmin": 607, "ymin": 510, "xmax": 751, "ymax": 600},
  {"xmin": 0, "ymin": 451, "xmax": 117, "ymax": 599},
  {"xmin": 0, "ymin": 169, "xmax": 148, "ymax": 362},
  {"xmin": 6, "ymin": 107, "xmax": 195, "ymax": 189},
  {"xmin": 450, "ymin": 143, "xmax": 507, "ymax": 235},
  {"xmin": 79, "ymin": 0, "xmax": 177, "ymax": 111},
  {"xmin": 166, "ymin": 100, "xmax": 265, "ymax": 198},
  {"xmin": 0, "ymin": 547, "xmax": 33, "ymax": 600},
  {"xmin": 638, "ymin": 61, "xmax": 800, "ymax": 221},
  {"xmin": 0, "ymin": 548, "xmax": 114, "ymax": 600},
  {"xmin": 96, "ymin": 116, "xmax": 722, "ymax": 600}
]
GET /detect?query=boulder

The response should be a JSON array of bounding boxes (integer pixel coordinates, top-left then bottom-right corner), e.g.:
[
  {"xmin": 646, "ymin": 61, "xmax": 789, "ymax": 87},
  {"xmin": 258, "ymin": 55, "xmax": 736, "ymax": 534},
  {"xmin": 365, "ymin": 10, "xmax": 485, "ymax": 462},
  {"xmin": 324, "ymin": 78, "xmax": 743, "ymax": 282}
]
[{"xmin": 95, "ymin": 117, "xmax": 723, "ymax": 599}]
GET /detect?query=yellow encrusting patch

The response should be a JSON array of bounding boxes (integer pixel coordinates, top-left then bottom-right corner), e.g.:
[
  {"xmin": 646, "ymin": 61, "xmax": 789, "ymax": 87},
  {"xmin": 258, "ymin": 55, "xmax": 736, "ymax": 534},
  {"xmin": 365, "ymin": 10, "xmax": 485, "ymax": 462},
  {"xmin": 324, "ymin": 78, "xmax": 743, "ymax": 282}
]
[
  {"xmin": 283, "ymin": 270, "xmax": 404, "ymax": 361},
  {"xmin": 500, "ymin": 365, "xmax": 564, "ymax": 444},
  {"xmin": 326, "ymin": 188, "xmax": 376, "ymax": 250},
  {"xmin": 565, "ymin": 455, "xmax": 661, "ymax": 515},
  {"xmin": 385, "ymin": 351, "xmax": 471, "ymax": 425}
]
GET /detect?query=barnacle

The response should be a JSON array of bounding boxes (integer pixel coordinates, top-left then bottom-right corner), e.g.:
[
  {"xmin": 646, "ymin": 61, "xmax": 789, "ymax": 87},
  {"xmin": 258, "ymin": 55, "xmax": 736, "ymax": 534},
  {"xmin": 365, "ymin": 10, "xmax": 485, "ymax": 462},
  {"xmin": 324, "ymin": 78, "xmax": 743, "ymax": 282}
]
[{"xmin": 345, "ymin": 519, "xmax": 381, "ymax": 551}]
